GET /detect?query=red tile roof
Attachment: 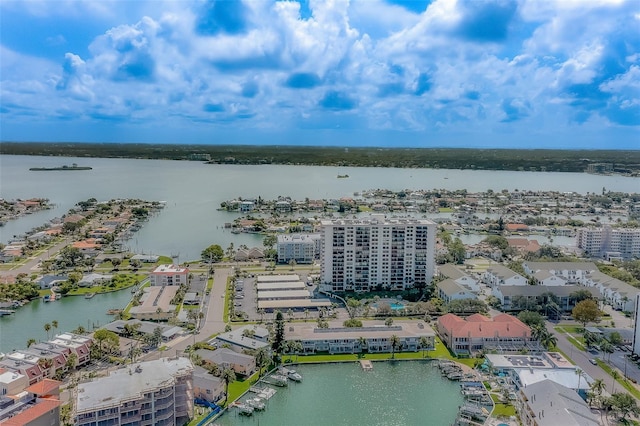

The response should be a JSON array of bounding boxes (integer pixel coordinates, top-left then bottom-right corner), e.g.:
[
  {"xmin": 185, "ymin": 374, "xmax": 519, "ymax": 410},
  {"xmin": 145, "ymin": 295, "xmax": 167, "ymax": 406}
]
[
  {"xmin": 438, "ymin": 313, "xmax": 531, "ymax": 339},
  {"xmin": 25, "ymin": 379, "xmax": 61, "ymax": 396},
  {"xmin": 1, "ymin": 398, "xmax": 60, "ymax": 426}
]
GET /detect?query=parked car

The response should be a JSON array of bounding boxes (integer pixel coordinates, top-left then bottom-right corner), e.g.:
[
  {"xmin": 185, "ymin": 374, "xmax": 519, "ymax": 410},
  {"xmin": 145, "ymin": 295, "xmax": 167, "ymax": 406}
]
[{"xmin": 589, "ymin": 358, "xmax": 598, "ymax": 365}]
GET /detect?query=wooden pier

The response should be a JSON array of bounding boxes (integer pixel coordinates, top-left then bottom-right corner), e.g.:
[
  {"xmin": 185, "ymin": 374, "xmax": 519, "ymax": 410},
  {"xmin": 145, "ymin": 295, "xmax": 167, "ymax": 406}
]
[{"xmin": 360, "ymin": 360, "xmax": 373, "ymax": 371}]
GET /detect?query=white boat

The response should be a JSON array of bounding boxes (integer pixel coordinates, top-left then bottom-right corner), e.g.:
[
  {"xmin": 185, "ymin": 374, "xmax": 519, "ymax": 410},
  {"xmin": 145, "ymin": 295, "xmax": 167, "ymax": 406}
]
[
  {"xmin": 269, "ymin": 374, "xmax": 288, "ymax": 386},
  {"xmin": 287, "ymin": 370, "xmax": 303, "ymax": 382},
  {"xmin": 245, "ymin": 397, "xmax": 265, "ymax": 410}
]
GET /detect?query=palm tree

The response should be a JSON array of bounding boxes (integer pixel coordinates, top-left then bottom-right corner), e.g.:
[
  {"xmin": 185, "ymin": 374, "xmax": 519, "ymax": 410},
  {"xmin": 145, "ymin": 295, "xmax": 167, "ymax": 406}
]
[
  {"xmin": 390, "ymin": 335, "xmax": 400, "ymax": 359},
  {"xmin": 357, "ymin": 337, "xmax": 367, "ymax": 354},
  {"xmin": 576, "ymin": 368, "xmax": 584, "ymax": 393},
  {"xmin": 26, "ymin": 338, "xmax": 36, "ymax": 348},
  {"xmin": 255, "ymin": 348, "xmax": 269, "ymax": 377},
  {"xmin": 44, "ymin": 323, "xmax": 51, "ymax": 340},
  {"xmin": 222, "ymin": 368, "xmax": 236, "ymax": 406},
  {"xmin": 589, "ymin": 378, "xmax": 606, "ymax": 408},
  {"xmin": 419, "ymin": 336, "xmax": 431, "ymax": 358},
  {"xmin": 611, "ymin": 370, "xmax": 620, "ymax": 394},
  {"xmin": 539, "ymin": 331, "xmax": 557, "ymax": 351},
  {"xmin": 51, "ymin": 320, "xmax": 58, "ymax": 334}
]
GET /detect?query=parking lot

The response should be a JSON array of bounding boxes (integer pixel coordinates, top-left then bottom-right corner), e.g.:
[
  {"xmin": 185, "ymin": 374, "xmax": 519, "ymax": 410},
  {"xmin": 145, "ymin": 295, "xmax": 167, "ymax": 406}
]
[{"xmin": 230, "ymin": 270, "xmax": 323, "ymax": 321}]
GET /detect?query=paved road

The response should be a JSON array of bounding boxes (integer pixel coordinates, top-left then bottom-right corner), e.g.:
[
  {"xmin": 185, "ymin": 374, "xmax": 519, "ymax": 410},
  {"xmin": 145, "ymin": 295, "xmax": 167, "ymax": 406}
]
[
  {"xmin": 549, "ymin": 321, "xmax": 639, "ymax": 398},
  {"xmin": 142, "ymin": 267, "xmax": 231, "ymax": 361},
  {"xmin": 0, "ymin": 237, "xmax": 72, "ymax": 278}
]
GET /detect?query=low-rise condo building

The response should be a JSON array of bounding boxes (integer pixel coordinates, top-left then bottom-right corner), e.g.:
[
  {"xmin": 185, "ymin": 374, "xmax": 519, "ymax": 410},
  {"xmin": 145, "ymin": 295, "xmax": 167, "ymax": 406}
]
[
  {"xmin": 149, "ymin": 264, "xmax": 189, "ymax": 286},
  {"xmin": 285, "ymin": 322, "xmax": 434, "ymax": 354},
  {"xmin": 437, "ymin": 313, "xmax": 537, "ymax": 356},
  {"xmin": 277, "ymin": 233, "xmax": 321, "ymax": 264},
  {"xmin": 75, "ymin": 357, "xmax": 193, "ymax": 426}
]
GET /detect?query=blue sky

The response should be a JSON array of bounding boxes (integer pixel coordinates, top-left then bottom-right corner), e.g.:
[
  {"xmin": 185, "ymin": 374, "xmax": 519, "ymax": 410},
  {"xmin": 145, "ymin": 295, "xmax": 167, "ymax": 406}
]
[{"xmin": 1, "ymin": 0, "xmax": 639, "ymax": 149}]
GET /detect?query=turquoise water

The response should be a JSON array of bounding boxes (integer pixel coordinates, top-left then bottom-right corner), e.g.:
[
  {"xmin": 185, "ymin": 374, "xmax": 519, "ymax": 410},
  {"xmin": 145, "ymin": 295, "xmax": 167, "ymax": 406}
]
[
  {"xmin": 216, "ymin": 361, "xmax": 464, "ymax": 426},
  {"xmin": 373, "ymin": 302, "xmax": 406, "ymax": 310}
]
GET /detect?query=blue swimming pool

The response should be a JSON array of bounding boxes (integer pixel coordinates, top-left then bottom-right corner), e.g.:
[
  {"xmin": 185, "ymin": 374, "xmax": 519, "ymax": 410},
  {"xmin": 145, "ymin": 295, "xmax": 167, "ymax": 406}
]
[{"xmin": 373, "ymin": 301, "xmax": 406, "ymax": 310}]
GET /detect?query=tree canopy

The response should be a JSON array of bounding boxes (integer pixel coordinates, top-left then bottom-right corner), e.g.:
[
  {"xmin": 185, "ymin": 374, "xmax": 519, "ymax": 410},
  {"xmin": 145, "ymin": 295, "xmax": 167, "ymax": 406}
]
[
  {"xmin": 572, "ymin": 299, "xmax": 601, "ymax": 328},
  {"xmin": 201, "ymin": 244, "xmax": 223, "ymax": 262}
]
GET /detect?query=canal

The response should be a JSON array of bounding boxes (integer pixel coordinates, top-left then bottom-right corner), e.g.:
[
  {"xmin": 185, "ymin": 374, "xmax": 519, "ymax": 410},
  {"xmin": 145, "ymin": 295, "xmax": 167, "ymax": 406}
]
[
  {"xmin": 216, "ymin": 361, "xmax": 465, "ymax": 426},
  {"xmin": 0, "ymin": 289, "xmax": 133, "ymax": 353}
]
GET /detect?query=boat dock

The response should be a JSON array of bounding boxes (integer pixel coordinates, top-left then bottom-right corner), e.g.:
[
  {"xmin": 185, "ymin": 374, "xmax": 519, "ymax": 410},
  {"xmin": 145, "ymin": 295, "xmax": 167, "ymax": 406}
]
[
  {"xmin": 360, "ymin": 360, "xmax": 373, "ymax": 371},
  {"xmin": 249, "ymin": 386, "xmax": 277, "ymax": 400}
]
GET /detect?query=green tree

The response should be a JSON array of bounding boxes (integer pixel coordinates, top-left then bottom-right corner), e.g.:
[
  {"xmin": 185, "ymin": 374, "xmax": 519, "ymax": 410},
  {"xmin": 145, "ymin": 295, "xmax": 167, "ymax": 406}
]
[
  {"xmin": 517, "ymin": 310, "xmax": 544, "ymax": 328},
  {"xmin": 419, "ymin": 336, "xmax": 431, "ymax": 358},
  {"xmin": 385, "ymin": 317, "xmax": 394, "ymax": 327},
  {"xmin": 93, "ymin": 329, "xmax": 120, "ymax": 354},
  {"xmin": 570, "ymin": 289, "xmax": 594, "ymax": 303},
  {"xmin": 610, "ymin": 392, "xmax": 640, "ymax": 421},
  {"xmin": 343, "ymin": 319, "xmax": 363, "ymax": 327},
  {"xmin": 346, "ymin": 298, "xmax": 361, "ymax": 319},
  {"xmin": 358, "ymin": 336, "xmax": 367, "ymax": 353},
  {"xmin": 255, "ymin": 347, "xmax": 270, "ymax": 377},
  {"xmin": 448, "ymin": 237, "xmax": 466, "ymax": 264},
  {"xmin": 263, "ymin": 234, "xmax": 277, "ymax": 249},
  {"xmin": 201, "ymin": 244, "xmax": 224, "ymax": 262},
  {"xmin": 111, "ymin": 258, "xmax": 122, "ymax": 270},
  {"xmin": 222, "ymin": 368, "xmax": 236, "ymax": 406},
  {"xmin": 26, "ymin": 338, "xmax": 36, "ymax": 348},
  {"xmin": 51, "ymin": 320, "xmax": 59, "ymax": 334},
  {"xmin": 608, "ymin": 331, "xmax": 623, "ymax": 346},
  {"xmin": 44, "ymin": 323, "xmax": 51, "ymax": 340},
  {"xmin": 272, "ymin": 311, "xmax": 286, "ymax": 360},
  {"xmin": 389, "ymin": 335, "xmax": 400, "ymax": 359},
  {"xmin": 572, "ymin": 299, "xmax": 601, "ymax": 328}
]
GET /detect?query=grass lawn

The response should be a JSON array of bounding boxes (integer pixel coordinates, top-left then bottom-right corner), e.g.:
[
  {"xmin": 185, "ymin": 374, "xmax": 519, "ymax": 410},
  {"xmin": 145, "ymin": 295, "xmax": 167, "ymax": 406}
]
[
  {"xmin": 281, "ymin": 337, "xmax": 480, "ymax": 367},
  {"xmin": 439, "ymin": 207, "xmax": 454, "ymax": 212},
  {"xmin": 156, "ymin": 256, "xmax": 173, "ymax": 264},
  {"xmin": 225, "ymin": 372, "xmax": 260, "ymax": 405},
  {"xmin": 492, "ymin": 403, "xmax": 516, "ymax": 417},
  {"xmin": 596, "ymin": 360, "xmax": 640, "ymax": 400},
  {"xmin": 207, "ymin": 277, "xmax": 213, "ymax": 292},
  {"xmin": 66, "ymin": 274, "xmax": 145, "ymax": 296},
  {"xmin": 555, "ymin": 326, "xmax": 586, "ymax": 350}
]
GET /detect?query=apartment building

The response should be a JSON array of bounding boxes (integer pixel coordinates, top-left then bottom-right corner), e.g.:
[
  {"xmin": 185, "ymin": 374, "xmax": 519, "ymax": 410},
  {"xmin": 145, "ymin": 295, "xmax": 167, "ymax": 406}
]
[
  {"xmin": 285, "ymin": 323, "xmax": 435, "ymax": 354},
  {"xmin": 482, "ymin": 264, "xmax": 527, "ymax": 287},
  {"xmin": 577, "ymin": 226, "xmax": 640, "ymax": 260},
  {"xmin": 149, "ymin": 265, "xmax": 189, "ymax": 286},
  {"xmin": 277, "ymin": 234, "xmax": 321, "ymax": 264},
  {"xmin": 437, "ymin": 313, "xmax": 536, "ymax": 356},
  {"xmin": 75, "ymin": 357, "xmax": 193, "ymax": 426},
  {"xmin": 320, "ymin": 216, "xmax": 436, "ymax": 292}
]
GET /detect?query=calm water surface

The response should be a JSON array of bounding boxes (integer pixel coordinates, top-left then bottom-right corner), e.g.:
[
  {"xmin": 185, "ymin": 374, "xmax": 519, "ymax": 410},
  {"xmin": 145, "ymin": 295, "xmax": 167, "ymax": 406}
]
[
  {"xmin": 216, "ymin": 361, "xmax": 464, "ymax": 426},
  {"xmin": 2, "ymin": 155, "xmax": 638, "ymax": 261},
  {"xmin": 0, "ymin": 289, "xmax": 133, "ymax": 352}
]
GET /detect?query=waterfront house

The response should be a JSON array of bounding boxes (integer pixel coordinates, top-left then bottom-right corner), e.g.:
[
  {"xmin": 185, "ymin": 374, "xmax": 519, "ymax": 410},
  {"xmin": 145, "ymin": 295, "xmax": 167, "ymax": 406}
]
[
  {"xmin": 516, "ymin": 379, "xmax": 599, "ymax": 426},
  {"xmin": 78, "ymin": 273, "xmax": 112, "ymax": 287},
  {"xmin": 215, "ymin": 327, "xmax": 270, "ymax": 353},
  {"xmin": 436, "ymin": 313, "xmax": 535, "ymax": 356},
  {"xmin": 192, "ymin": 365, "xmax": 224, "ymax": 404},
  {"xmin": 483, "ymin": 264, "xmax": 527, "ymax": 287},
  {"xmin": 284, "ymin": 322, "xmax": 435, "ymax": 354},
  {"xmin": 38, "ymin": 274, "xmax": 68, "ymax": 289},
  {"xmin": 196, "ymin": 348, "xmax": 256, "ymax": 377}
]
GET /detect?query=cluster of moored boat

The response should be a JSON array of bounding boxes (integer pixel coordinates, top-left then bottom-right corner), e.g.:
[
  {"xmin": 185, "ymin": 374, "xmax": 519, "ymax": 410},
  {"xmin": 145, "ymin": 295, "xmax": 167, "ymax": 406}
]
[{"xmin": 232, "ymin": 368, "xmax": 302, "ymax": 416}]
